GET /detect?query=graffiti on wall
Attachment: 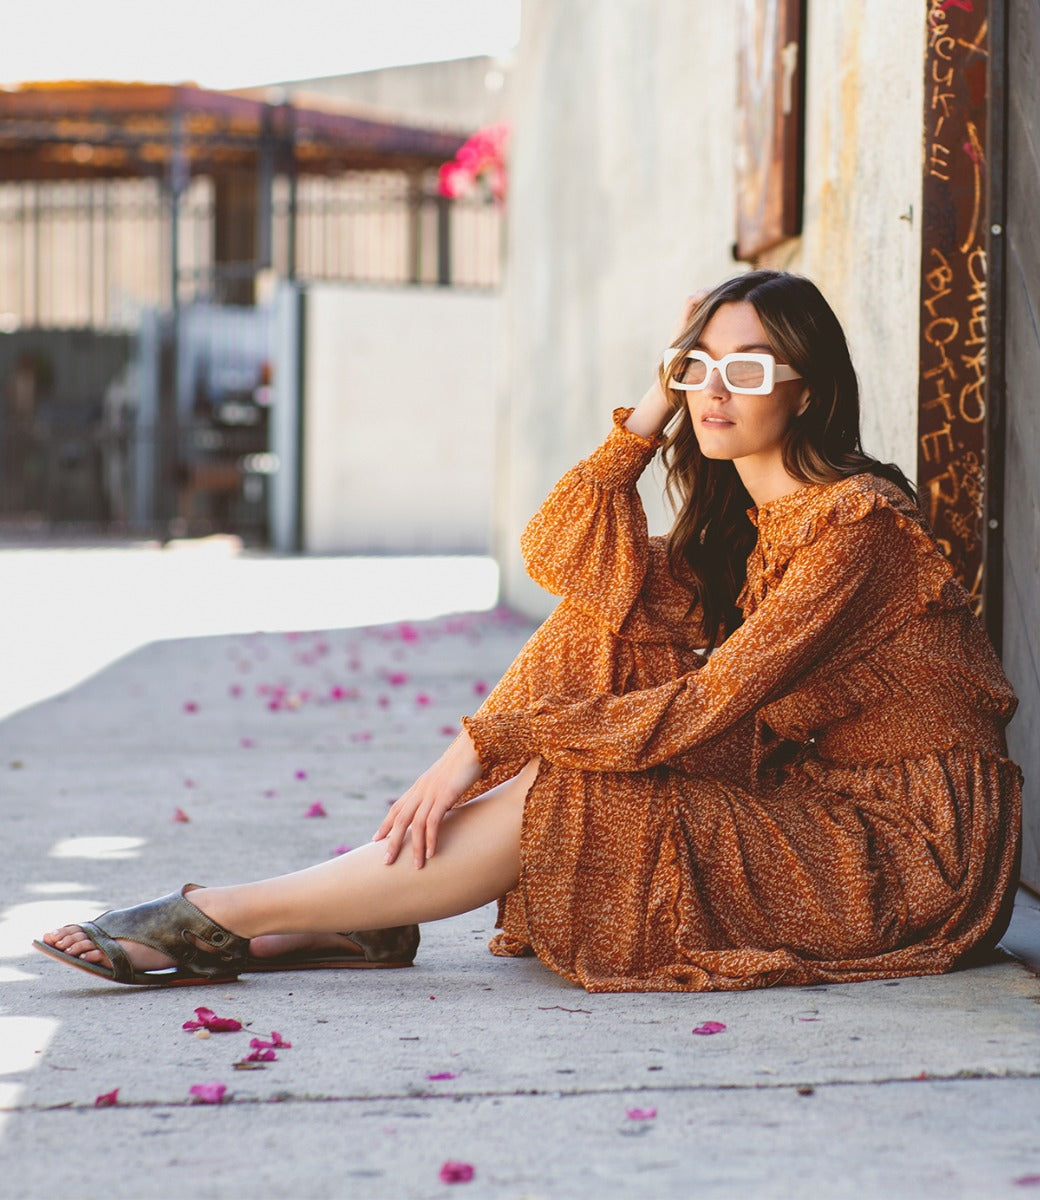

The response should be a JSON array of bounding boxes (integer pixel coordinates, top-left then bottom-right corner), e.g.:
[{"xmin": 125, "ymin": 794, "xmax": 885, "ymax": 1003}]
[{"xmin": 918, "ymin": 0, "xmax": 989, "ymax": 610}]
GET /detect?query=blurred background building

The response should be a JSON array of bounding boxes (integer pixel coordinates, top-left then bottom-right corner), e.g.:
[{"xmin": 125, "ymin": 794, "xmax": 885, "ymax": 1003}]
[{"xmin": 0, "ymin": 0, "xmax": 1036, "ymax": 887}]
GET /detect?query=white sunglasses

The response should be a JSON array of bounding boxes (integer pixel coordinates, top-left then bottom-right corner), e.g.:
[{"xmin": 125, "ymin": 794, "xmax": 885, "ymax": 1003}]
[{"xmin": 663, "ymin": 347, "xmax": 802, "ymax": 395}]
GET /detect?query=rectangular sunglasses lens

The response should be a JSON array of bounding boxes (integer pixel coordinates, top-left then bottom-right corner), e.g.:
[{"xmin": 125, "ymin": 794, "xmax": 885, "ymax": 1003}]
[
  {"xmin": 676, "ymin": 355, "xmax": 707, "ymax": 386},
  {"xmin": 726, "ymin": 358, "xmax": 766, "ymax": 389}
]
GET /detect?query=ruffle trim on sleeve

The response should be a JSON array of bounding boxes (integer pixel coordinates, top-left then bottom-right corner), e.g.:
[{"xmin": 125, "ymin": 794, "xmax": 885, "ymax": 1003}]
[
  {"xmin": 462, "ymin": 711, "xmax": 534, "ymax": 772},
  {"xmin": 573, "ymin": 408, "xmax": 662, "ymax": 489},
  {"xmin": 741, "ymin": 474, "xmax": 965, "ymax": 621}
]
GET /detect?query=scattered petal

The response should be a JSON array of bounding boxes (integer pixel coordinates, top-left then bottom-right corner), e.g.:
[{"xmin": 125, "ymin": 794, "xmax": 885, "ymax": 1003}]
[
  {"xmin": 332, "ymin": 844, "xmax": 352, "ymax": 856},
  {"xmin": 249, "ymin": 1032, "xmax": 292, "ymax": 1051},
  {"xmin": 244, "ymin": 1047, "xmax": 277, "ymax": 1063},
  {"xmin": 94, "ymin": 1088, "xmax": 119, "ymax": 1108},
  {"xmin": 626, "ymin": 1107, "xmax": 657, "ymax": 1120},
  {"xmin": 263, "ymin": 788, "xmax": 278, "ymax": 798},
  {"xmin": 440, "ymin": 725, "xmax": 458, "ymax": 736},
  {"xmin": 377, "ymin": 696, "xmax": 390, "ymax": 709},
  {"xmin": 473, "ymin": 681, "xmax": 488, "ymax": 696},
  {"xmin": 294, "ymin": 769, "xmax": 308, "ymax": 780},
  {"xmin": 171, "ymin": 807, "xmax": 191, "ymax": 823},
  {"xmin": 351, "ymin": 731, "xmax": 373, "ymax": 743},
  {"xmin": 229, "ymin": 685, "xmax": 243, "ymax": 698},
  {"xmin": 239, "ymin": 737, "xmax": 255, "ymax": 748},
  {"xmin": 1014, "ymin": 1176, "xmax": 1040, "ymax": 1188},
  {"xmin": 183, "ymin": 779, "xmax": 196, "ymax": 789},
  {"xmin": 691, "ymin": 1021, "xmax": 727, "ymax": 1036},
  {"xmin": 439, "ymin": 1162, "xmax": 474, "ymax": 1184},
  {"xmin": 182, "ymin": 1007, "xmax": 243, "ymax": 1033},
  {"xmin": 427, "ymin": 1071, "xmax": 457, "ymax": 1080},
  {"xmin": 415, "ymin": 692, "xmax": 432, "ymax": 706},
  {"xmin": 182, "ymin": 701, "xmax": 199, "ymax": 714},
  {"xmin": 387, "ymin": 672, "xmax": 409, "ymax": 686},
  {"xmin": 188, "ymin": 1081, "xmax": 227, "ymax": 1105},
  {"xmin": 399, "ymin": 623, "xmax": 420, "ymax": 644}
]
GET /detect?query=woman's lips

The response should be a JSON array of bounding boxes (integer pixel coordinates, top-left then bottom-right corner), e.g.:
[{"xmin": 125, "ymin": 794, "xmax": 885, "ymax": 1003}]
[{"xmin": 701, "ymin": 414, "xmax": 735, "ymax": 426}]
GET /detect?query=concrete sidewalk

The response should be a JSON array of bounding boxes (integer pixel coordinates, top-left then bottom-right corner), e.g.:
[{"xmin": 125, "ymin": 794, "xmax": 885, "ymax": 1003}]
[{"xmin": 1, "ymin": 555, "xmax": 1038, "ymax": 1199}]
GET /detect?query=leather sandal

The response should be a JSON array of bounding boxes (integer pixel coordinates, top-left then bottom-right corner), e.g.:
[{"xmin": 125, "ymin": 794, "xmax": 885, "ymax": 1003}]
[
  {"xmin": 32, "ymin": 884, "xmax": 251, "ymax": 987},
  {"xmin": 244, "ymin": 924, "xmax": 420, "ymax": 972}
]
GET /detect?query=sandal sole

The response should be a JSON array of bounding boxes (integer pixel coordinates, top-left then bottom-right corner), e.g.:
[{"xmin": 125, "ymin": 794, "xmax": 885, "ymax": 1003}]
[{"xmin": 32, "ymin": 939, "xmax": 240, "ymax": 987}]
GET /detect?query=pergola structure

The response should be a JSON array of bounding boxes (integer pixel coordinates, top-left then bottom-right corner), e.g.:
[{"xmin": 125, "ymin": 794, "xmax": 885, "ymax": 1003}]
[{"xmin": 0, "ymin": 80, "xmax": 468, "ymax": 304}]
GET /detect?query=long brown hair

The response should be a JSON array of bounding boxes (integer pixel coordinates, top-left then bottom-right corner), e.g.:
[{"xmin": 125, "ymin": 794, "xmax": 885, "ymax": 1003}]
[{"xmin": 661, "ymin": 270, "xmax": 915, "ymax": 648}]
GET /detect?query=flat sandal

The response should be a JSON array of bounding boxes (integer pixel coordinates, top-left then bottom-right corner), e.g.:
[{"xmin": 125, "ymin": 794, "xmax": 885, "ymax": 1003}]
[{"xmin": 32, "ymin": 883, "xmax": 250, "ymax": 987}]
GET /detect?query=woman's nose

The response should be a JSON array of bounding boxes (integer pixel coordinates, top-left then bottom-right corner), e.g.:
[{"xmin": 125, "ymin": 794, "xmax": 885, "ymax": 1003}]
[{"xmin": 705, "ymin": 368, "xmax": 729, "ymax": 396}]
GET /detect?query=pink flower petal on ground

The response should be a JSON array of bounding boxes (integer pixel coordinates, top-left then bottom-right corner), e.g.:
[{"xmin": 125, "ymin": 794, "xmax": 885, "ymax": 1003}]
[
  {"xmin": 440, "ymin": 725, "xmax": 458, "ymax": 736},
  {"xmin": 399, "ymin": 623, "xmax": 420, "ymax": 643},
  {"xmin": 182, "ymin": 701, "xmax": 199, "ymax": 713},
  {"xmin": 304, "ymin": 801, "xmax": 327, "ymax": 818},
  {"xmin": 415, "ymin": 692, "xmax": 431, "ymax": 706},
  {"xmin": 691, "ymin": 1021, "xmax": 727, "ymax": 1036},
  {"xmin": 183, "ymin": 779, "xmax": 196, "ymax": 789},
  {"xmin": 171, "ymin": 807, "xmax": 191, "ymax": 823},
  {"xmin": 1014, "ymin": 1176, "xmax": 1040, "ymax": 1188},
  {"xmin": 377, "ymin": 696, "xmax": 390, "ymax": 709},
  {"xmin": 188, "ymin": 1081, "xmax": 227, "ymax": 1104},
  {"xmin": 263, "ymin": 788, "xmax": 278, "ymax": 798},
  {"xmin": 94, "ymin": 1088, "xmax": 119, "ymax": 1108},
  {"xmin": 182, "ymin": 1007, "xmax": 243, "ymax": 1033},
  {"xmin": 439, "ymin": 1162, "xmax": 475, "ymax": 1184},
  {"xmin": 251, "ymin": 1032, "xmax": 292, "ymax": 1050},
  {"xmin": 626, "ymin": 1107, "xmax": 657, "ymax": 1120},
  {"xmin": 244, "ymin": 1047, "xmax": 277, "ymax": 1063},
  {"xmin": 351, "ymin": 730, "xmax": 373, "ymax": 742},
  {"xmin": 240, "ymin": 737, "xmax": 255, "ymax": 748},
  {"xmin": 427, "ymin": 1071, "xmax": 457, "ymax": 1081},
  {"xmin": 387, "ymin": 672, "xmax": 409, "ymax": 686},
  {"xmin": 332, "ymin": 844, "xmax": 352, "ymax": 856},
  {"xmin": 294, "ymin": 769, "xmax": 308, "ymax": 780},
  {"xmin": 229, "ymin": 684, "xmax": 243, "ymax": 698},
  {"xmin": 473, "ymin": 681, "xmax": 488, "ymax": 696}
]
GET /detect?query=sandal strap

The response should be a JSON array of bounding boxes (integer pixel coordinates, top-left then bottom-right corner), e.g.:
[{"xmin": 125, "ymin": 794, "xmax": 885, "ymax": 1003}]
[
  {"xmin": 79, "ymin": 921, "xmax": 137, "ymax": 984},
  {"xmin": 88, "ymin": 885, "xmax": 251, "ymax": 979},
  {"xmin": 341, "ymin": 924, "xmax": 420, "ymax": 964}
]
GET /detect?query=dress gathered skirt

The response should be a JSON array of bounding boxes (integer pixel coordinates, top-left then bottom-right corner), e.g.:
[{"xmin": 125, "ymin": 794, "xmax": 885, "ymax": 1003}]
[{"xmin": 460, "ymin": 410, "xmax": 1022, "ymax": 993}]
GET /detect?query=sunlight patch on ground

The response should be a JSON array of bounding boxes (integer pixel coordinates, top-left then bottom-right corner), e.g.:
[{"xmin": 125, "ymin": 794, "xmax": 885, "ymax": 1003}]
[
  {"xmin": 0, "ymin": 547, "xmax": 500, "ymax": 721},
  {"xmin": 49, "ymin": 837, "xmax": 146, "ymax": 862}
]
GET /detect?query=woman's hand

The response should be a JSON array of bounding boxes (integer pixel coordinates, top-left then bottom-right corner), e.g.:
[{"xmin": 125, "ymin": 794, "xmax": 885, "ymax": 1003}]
[
  {"xmin": 626, "ymin": 290, "xmax": 712, "ymax": 440},
  {"xmin": 373, "ymin": 730, "xmax": 483, "ymax": 868}
]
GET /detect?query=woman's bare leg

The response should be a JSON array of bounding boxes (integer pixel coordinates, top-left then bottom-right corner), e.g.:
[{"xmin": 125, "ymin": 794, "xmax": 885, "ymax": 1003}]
[{"xmin": 42, "ymin": 760, "xmax": 538, "ymax": 972}]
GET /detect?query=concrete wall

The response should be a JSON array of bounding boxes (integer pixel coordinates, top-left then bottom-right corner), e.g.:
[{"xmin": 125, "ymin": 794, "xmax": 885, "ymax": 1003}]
[
  {"xmin": 497, "ymin": 0, "xmax": 925, "ymax": 618},
  {"xmin": 301, "ymin": 284, "xmax": 499, "ymax": 554}
]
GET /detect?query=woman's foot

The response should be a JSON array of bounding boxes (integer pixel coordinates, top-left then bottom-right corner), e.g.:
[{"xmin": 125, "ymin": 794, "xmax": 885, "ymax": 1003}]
[{"xmin": 39, "ymin": 926, "xmax": 360, "ymax": 973}]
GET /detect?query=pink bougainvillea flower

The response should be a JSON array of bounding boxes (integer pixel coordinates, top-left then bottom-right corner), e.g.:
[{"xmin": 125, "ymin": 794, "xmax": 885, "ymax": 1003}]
[
  {"xmin": 691, "ymin": 1021, "xmax": 727, "ymax": 1036},
  {"xmin": 304, "ymin": 801, "xmax": 327, "ymax": 818},
  {"xmin": 1014, "ymin": 1176, "xmax": 1040, "ymax": 1188},
  {"xmin": 439, "ymin": 1162, "xmax": 475, "ymax": 1184},
  {"xmin": 626, "ymin": 1107, "xmax": 657, "ymax": 1120},
  {"xmin": 251, "ymin": 1032, "xmax": 291, "ymax": 1051},
  {"xmin": 473, "ymin": 681, "xmax": 488, "ymax": 696},
  {"xmin": 182, "ymin": 1007, "xmax": 243, "ymax": 1033},
  {"xmin": 398, "ymin": 623, "xmax": 420, "ymax": 643},
  {"xmin": 263, "ymin": 788, "xmax": 278, "ymax": 798},
  {"xmin": 244, "ymin": 1047, "xmax": 277, "ymax": 1063},
  {"xmin": 427, "ymin": 1071, "xmax": 457, "ymax": 1081},
  {"xmin": 332, "ymin": 844, "xmax": 352, "ymax": 856},
  {"xmin": 183, "ymin": 779, "xmax": 196, "ymax": 789},
  {"xmin": 386, "ymin": 671, "xmax": 409, "ymax": 687},
  {"xmin": 440, "ymin": 725, "xmax": 458, "ymax": 737},
  {"xmin": 229, "ymin": 684, "xmax": 243, "ymax": 698},
  {"xmin": 294, "ymin": 769, "xmax": 308, "ymax": 780},
  {"xmin": 415, "ymin": 692, "xmax": 432, "ymax": 707},
  {"xmin": 182, "ymin": 701, "xmax": 199, "ymax": 714},
  {"xmin": 377, "ymin": 696, "xmax": 390, "ymax": 709},
  {"xmin": 188, "ymin": 1081, "xmax": 227, "ymax": 1105},
  {"xmin": 240, "ymin": 737, "xmax": 255, "ymax": 748},
  {"xmin": 94, "ymin": 1088, "xmax": 119, "ymax": 1108},
  {"xmin": 171, "ymin": 807, "xmax": 191, "ymax": 823},
  {"xmin": 351, "ymin": 731, "xmax": 373, "ymax": 743}
]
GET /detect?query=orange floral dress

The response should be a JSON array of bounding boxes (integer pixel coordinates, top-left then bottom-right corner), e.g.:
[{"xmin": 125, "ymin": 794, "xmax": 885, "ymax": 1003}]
[{"xmin": 461, "ymin": 410, "xmax": 1022, "ymax": 993}]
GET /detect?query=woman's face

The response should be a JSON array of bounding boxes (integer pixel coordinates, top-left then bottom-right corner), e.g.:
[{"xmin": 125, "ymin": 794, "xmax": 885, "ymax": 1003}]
[{"xmin": 681, "ymin": 301, "xmax": 807, "ymax": 476}]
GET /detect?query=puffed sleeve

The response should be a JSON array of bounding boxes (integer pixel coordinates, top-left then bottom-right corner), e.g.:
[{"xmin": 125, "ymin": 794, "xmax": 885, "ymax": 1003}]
[
  {"xmin": 464, "ymin": 505, "xmax": 913, "ymax": 773},
  {"xmin": 519, "ymin": 408, "xmax": 661, "ymax": 633}
]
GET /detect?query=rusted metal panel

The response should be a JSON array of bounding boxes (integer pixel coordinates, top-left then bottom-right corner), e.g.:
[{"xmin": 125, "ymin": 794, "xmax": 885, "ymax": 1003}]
[
  {"xmin": 735, "ymin": 0, "xmax": 805, "ymax": 260},
  {"xmin": 917, "ymin": 0, "xmax": 991, "ymax": 616}
]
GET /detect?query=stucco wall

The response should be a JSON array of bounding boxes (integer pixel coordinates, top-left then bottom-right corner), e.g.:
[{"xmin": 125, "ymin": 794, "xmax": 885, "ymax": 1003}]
[
  {"xmin": 302, "ymin": 284, "xmax": 499, "ymax": 554},
  {"xmin": 497, "ymin": 0, "xmax": 925, "ymax": 618}
]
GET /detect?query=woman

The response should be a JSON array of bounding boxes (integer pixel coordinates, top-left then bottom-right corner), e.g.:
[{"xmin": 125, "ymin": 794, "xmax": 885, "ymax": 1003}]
[{"xmin": 36, "ymin": 270, "xmax": 1022, "ymax": 994}]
